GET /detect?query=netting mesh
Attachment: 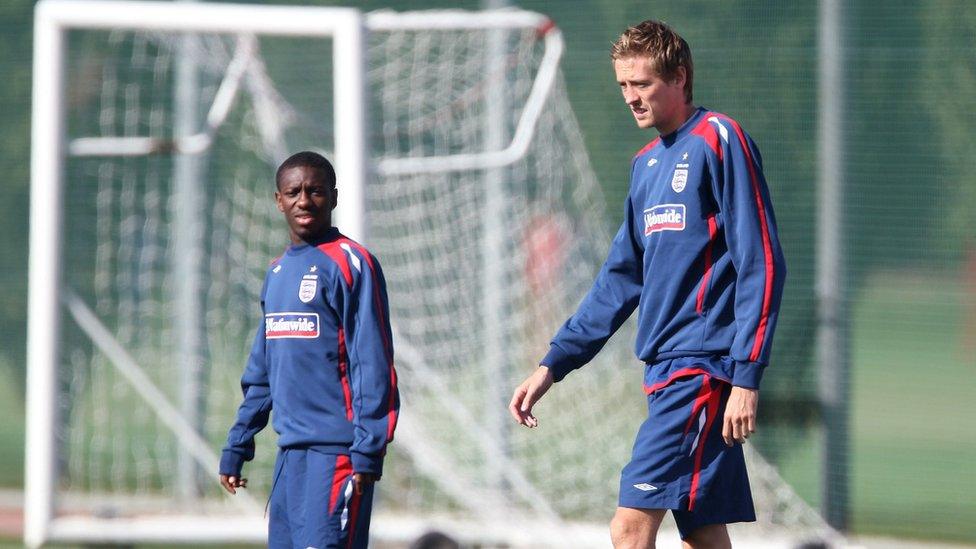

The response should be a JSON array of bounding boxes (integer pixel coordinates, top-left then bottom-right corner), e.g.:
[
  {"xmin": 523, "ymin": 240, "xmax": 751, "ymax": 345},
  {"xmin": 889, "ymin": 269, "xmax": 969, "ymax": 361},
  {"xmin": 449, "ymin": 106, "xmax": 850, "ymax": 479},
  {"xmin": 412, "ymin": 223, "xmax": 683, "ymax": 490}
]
[{"xmin": 54, "ymin": 14, "xmax": 837, "ymax": 545}]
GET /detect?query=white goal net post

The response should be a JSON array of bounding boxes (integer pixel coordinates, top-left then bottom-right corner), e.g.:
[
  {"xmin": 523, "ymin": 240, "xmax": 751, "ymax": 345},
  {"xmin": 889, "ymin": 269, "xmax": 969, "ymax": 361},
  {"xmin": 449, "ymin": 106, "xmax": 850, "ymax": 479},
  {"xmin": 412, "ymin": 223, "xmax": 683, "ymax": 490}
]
[{"xmin": 27, "ymin": 1, "xmax": 843, "ymax": 547}]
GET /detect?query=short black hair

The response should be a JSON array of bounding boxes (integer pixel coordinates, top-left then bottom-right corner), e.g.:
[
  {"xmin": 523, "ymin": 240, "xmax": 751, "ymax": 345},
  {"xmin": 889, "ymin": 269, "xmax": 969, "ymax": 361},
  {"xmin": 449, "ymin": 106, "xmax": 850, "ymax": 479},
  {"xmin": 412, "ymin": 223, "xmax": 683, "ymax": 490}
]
[{"xmin": 275, "ymin": 151, "xmax": 337, "ymax": 190}]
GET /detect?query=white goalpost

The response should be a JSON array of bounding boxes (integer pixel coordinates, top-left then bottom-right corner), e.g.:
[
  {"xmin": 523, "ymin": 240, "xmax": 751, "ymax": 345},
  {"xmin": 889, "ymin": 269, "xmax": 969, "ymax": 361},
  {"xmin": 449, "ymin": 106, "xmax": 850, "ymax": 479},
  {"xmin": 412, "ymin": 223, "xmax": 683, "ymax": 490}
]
[
  {"xmin": 28, "ymin": 2, "xmax": 370, "ymax": 545},
  {"xmin": 27, "ymin": 1, "xmax": 844, "ymax": 547}
]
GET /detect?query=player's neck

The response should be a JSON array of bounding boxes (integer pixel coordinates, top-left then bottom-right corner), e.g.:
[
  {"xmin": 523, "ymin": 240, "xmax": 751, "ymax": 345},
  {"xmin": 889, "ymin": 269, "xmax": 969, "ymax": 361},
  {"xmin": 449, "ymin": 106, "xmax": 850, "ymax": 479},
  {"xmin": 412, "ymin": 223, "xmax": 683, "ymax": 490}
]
[
  {"xmin": 656, "ymin": 103, "xmax": 697, "ymax": 136},
  {"xmin": 289, "ymin": 226, "xmax": 339, "ymax": 246}
]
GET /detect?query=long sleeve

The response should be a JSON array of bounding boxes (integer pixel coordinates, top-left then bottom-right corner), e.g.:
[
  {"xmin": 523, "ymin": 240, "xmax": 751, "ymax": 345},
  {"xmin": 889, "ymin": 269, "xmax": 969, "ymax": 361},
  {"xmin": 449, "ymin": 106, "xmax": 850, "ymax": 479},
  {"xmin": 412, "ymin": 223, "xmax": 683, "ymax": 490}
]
[
  {"xmin": 338, "ymin": 245, "xmax": 399, "ymax": 476},
  {"xmin": 711, "ymin": 117, "xmax": 787, "ymax": 389},
  {"xmin": 219, "ymin": 313, "xmax": 273, "ymax": 476},
  {"xmin": 540, "ymin": 193, "xmax": 645, "ymax": 382}
]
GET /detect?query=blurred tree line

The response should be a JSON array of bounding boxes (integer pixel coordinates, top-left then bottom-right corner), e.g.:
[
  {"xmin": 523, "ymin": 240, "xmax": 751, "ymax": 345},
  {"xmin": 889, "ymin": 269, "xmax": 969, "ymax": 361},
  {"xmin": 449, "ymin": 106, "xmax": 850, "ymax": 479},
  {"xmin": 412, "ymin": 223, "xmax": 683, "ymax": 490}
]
[{"xmin": 0, "ymin": 0, "xmax": 33, "ymax": 386}]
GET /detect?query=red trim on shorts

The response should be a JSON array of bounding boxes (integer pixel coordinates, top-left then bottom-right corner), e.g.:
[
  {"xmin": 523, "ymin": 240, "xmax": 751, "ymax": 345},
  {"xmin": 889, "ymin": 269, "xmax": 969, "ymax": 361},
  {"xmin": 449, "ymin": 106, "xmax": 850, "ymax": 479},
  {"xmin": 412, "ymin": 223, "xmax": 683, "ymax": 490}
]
[
  {"xmin": 643, "ymin": 367, "xmax": 712, "ymax": 395},
  {"xmin": 328, "ymin": 455, "xmax": 353, "ymax": 514},
  {"xmin": 683, "ymin": 375, "xmax": 713, "ymax": 436},
  {"xmin": 345, "ymin": 486, "xmax": 362, "ymax": 548},
  {"xmin": 688, "ymin": 380, "xmax": 724, "ymax": 511}
]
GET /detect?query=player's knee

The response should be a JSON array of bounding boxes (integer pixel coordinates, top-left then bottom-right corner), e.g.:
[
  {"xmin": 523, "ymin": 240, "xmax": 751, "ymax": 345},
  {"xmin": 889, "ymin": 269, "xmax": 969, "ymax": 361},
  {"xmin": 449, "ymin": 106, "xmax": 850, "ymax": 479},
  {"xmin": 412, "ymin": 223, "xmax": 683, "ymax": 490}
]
[
  {"xmin": 610, "ymin": 513, "xmax": 654, "ymax": 549},
  {"xmin": 682, "ymin": 523, "xmax": 730, "ymax": 549}
]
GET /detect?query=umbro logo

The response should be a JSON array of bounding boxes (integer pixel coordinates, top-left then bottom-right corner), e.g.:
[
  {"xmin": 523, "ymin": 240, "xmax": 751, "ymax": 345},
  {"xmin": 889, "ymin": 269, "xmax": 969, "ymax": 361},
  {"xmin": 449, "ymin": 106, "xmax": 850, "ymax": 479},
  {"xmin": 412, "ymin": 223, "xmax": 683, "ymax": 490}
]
[
  {"xmin": 647, "ymin": 158, "xmax": 658, "ymax": 167},
  {"xmin": 633, "ymin": 483, "xmax": 658, "ymax": 491},
  {"xmin": 272, "ymin": 265, "xmax": 282, "ymax": 273}
]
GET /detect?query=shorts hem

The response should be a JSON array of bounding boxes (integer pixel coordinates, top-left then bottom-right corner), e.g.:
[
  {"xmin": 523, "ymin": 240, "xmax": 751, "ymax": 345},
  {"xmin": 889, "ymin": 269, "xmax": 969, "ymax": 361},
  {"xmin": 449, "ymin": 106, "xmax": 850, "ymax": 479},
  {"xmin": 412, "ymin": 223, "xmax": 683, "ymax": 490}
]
[
  {"xmin": 675, "ymin": 514, "xmax": 756, "ymax": 540},
  {"xmin": 618, "ymin": 488, "xmax": 685, "ymax": 511}
]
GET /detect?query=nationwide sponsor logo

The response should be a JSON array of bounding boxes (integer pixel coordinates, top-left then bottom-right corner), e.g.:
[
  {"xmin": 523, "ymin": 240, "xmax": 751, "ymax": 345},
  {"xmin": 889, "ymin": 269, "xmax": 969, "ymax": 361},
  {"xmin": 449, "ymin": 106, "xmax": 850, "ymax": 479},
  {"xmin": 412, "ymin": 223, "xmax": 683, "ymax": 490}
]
[
  {"xmin": 265, "ymin": 312, "xmax": 320, "ymax": 339},
  {"xmin": 298, "ymin": 274, "xmax": 318, "ymax": 303},
  {"xmin": 633, "ymin": 483, "xmax": 658, "ymax": 491},
  {"xmin": 644, "ymin": 204, "xmax": 686, "ymax": 235},
  {"xmin": 671, "ymin": 168, "xmax": 688, "ymax": 193}
]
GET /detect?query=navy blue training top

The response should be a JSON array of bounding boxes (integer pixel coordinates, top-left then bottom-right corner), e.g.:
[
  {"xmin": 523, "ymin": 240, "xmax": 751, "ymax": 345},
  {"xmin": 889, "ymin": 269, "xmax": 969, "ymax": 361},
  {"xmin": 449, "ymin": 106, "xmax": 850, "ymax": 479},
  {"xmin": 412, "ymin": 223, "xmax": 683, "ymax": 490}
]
[
  {"xmin": 220, "ymin": 227, "xmax": 399, "ymax": 477},
  {"xmin": 541, "ymin": 108, "xmax": 786, "ymax": 389}
]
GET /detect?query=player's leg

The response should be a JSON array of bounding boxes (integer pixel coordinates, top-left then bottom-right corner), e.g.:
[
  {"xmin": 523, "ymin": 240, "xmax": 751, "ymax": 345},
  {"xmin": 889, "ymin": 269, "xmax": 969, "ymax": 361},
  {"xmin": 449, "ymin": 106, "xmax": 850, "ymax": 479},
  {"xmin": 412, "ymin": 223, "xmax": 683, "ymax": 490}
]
[
  {"xmin": 297, "ymin": 450, "xmax": 374, "ymax": 549},
  {"xmin": 610, "ymin": 507, "xmax": 666, "ymax": 549},
  {"xmin": 617, "ymin": 363, "xmax": 707, "ymax": 548},
  {"xmin": 681, "ymin": 523, "xmax": 731, "ymax": 549},
  {"xmin": 267, "ymin": 449, "xmax": 296, "ymax": 549},
  {"xmin": 339, "ymin": 477, "xmax": 374, "ymax": 549},
  {"xmin": 671, "ymin": 367, "xmax": 755, "ymax": 547}
]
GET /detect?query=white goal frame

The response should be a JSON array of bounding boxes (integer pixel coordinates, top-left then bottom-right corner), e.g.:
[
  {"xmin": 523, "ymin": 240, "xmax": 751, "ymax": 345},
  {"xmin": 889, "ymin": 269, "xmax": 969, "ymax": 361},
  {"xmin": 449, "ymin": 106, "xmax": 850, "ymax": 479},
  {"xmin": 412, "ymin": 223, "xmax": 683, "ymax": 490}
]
[{"xmin": 26, "ymin": 1, "xmax": 564, "ymax": 547}]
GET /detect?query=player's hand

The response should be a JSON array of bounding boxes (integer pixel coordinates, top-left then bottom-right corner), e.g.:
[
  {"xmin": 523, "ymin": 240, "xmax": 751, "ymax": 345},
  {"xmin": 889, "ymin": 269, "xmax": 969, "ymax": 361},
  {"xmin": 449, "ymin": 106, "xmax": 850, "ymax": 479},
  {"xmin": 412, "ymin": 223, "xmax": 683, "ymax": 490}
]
[
  {"xmin": 219, "ymin": 474, "xmax": 248, "ymax": 495},
  {"xmin": 508, "ymin": 366, "xmax": 554, "ymax": 428},
  {"xmin": 723, "ymin": 386, "xmax": 759, "ymax": 446},
  {"xmin": 353, "ymin": 472, "xmax": 378, "ymax": 495}
]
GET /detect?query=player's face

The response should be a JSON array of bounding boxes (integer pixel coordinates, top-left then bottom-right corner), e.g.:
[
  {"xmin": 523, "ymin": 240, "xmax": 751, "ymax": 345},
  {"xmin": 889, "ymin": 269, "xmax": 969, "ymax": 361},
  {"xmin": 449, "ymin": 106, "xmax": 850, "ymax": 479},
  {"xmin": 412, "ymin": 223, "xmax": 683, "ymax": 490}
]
[
  {"xmin": 614, "ymin": 56, "xmax": 689, "ymax": 134},
  {"xmin": 275, "ymin": 165, "xmax": 337, "ymax": 244}
]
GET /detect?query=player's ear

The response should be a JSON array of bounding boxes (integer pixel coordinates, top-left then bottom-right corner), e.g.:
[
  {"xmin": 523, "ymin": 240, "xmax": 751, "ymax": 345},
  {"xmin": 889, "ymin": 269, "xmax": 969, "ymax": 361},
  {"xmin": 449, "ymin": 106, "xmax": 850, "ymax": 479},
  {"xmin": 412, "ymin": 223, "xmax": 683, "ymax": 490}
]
[
  {"xmin": 672, "ymin": 66, "xmax": 687, "ymax": 89},
  {"xmin": 329, "ymin": 187, "xmax": 338, "ymax": 211},
  {"xmin": 274, "ymin": 190, "xmax": 285, "ymax": 212}
]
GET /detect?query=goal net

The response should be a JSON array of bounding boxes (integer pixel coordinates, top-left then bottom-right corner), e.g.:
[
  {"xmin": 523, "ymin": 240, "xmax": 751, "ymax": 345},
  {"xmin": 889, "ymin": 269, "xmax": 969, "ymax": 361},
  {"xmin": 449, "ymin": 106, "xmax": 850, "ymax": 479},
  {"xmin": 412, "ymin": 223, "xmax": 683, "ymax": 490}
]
[{"xmin": 28, "ymin": 2, "xmax": 842, "ymax": 547}]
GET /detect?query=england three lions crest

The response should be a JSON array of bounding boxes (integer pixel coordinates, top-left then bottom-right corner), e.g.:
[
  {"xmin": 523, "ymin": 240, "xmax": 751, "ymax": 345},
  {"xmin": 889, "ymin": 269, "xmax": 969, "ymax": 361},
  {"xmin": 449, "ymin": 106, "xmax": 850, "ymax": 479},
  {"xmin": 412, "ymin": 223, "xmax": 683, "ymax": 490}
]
[
  {"xmin": 644, "ymin": 204, "xmax": 686, "ymax": 235},
  {"xmin": 299, "ymin": 274, "xmax": 318, "ymax": 303},
  {"xmin": 671, "ymin": 167, "xmax": 688, "ymax": 193}
]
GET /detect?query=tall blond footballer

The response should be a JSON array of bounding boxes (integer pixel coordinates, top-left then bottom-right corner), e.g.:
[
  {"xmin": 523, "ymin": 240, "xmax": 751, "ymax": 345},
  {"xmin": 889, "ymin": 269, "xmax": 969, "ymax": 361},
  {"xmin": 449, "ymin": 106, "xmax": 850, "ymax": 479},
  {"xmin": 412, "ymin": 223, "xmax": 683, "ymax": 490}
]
[{"xmin": 510, "ymin": 20, "xmax": 786, "ymax": 549}]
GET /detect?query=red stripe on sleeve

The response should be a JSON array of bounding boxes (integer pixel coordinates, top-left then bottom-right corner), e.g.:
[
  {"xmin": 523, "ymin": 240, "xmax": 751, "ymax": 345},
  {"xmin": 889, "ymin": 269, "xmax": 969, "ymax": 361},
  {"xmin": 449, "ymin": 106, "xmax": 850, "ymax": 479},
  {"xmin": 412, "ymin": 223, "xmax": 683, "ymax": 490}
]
[
  {"xmin": 338, "ymin": 328, "xmax": 353, "ymax": 420},
  {"xmin": 339, "ymin": 239, "xmax": 399, "ymax": 442},
  {"xmin": 690, "ymin": 115, "xmax": 723, "ymax": 161},
  {"xmin": 386, "ymin": 366, "xmax": 398, "ymax": 441},
  {"xmin": 719, "ymin": 116, "xmax": 776, "ymax": 362},
  {"xmin": 317, "ymin": 243, "xmax": 353, "ymax": 287},
  {"xmin": 696, "ymin": 214, "xmax": 718, "ymax": 315}
]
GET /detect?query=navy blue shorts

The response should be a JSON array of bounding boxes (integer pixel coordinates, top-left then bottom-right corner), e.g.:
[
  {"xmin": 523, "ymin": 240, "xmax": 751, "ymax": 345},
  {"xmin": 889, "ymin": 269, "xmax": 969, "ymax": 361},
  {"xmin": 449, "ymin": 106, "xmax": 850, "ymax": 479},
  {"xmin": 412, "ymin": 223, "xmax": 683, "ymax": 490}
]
[
  {"xmin": 618, "ymin": 357, "xmax": 756, "ymax": 539},
  {"xmin": 268, "ymin": 448, "xmax": 373, "ymax": 549}
]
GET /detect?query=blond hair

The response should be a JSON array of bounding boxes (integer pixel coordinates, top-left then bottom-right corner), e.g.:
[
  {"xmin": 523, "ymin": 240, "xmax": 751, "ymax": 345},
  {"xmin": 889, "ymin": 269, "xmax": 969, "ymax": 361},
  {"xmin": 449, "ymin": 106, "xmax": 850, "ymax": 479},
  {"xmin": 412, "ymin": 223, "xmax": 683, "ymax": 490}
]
[{"xmin": 611, "ymin": 20, "xmax": 694, "ymax": 103}]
